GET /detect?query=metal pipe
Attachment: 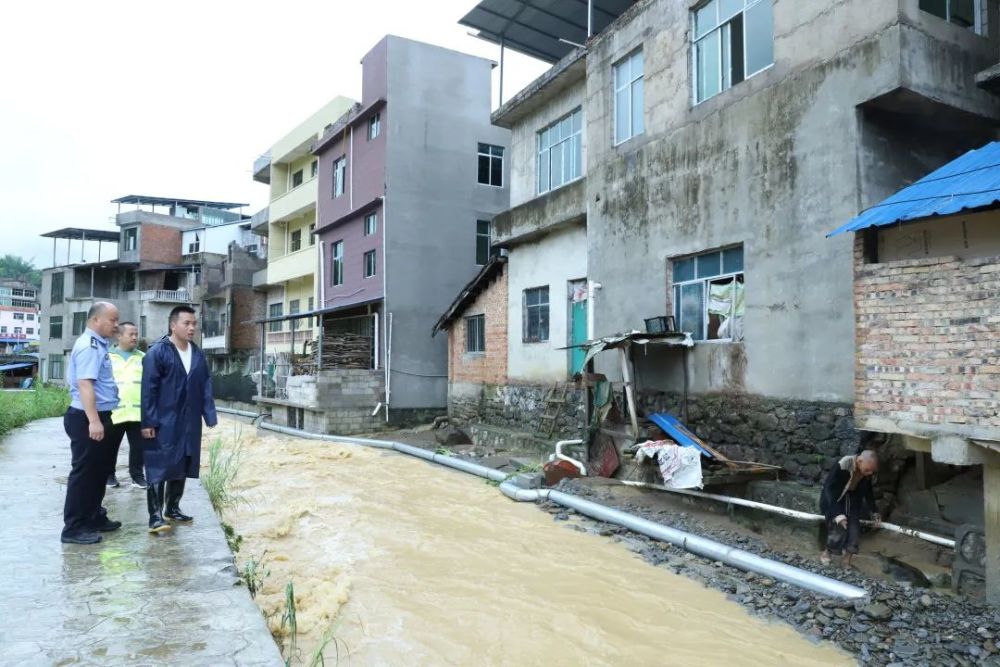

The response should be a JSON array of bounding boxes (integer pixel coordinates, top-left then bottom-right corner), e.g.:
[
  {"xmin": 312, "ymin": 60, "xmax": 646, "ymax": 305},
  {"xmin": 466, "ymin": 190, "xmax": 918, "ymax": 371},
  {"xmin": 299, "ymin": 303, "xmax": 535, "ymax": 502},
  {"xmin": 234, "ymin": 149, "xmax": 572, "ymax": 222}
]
[
  {"xmin": 622, "ymin": 481, "xmax": 956, "ymax": 549},
  {"xmin": 217, "ymin": 406, "xmax": 260, "ymax": 419},
  {"xmin": 501, "ymin": 483, "xmax": 867, "ymax": 600},
  {"xmin": 253, "ymin": 419, "xmax": 867, "ymax": 599}
]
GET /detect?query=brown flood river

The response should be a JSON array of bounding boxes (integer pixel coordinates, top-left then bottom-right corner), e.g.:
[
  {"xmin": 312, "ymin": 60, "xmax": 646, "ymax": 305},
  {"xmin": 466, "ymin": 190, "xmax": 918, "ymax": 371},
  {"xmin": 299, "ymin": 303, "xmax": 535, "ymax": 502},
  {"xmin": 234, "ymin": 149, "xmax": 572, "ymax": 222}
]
[{"xmin": 213, "ymin": 418, "xmax": 851, "ymax": 666}]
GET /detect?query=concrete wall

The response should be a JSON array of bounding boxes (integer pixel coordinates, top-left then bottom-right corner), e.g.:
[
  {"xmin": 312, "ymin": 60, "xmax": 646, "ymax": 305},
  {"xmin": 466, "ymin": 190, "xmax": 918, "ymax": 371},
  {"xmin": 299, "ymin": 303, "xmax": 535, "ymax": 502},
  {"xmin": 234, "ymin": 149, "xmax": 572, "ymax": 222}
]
[
  {"xmin": 582, "ymin": 0, "xmax": 1000, "ymax": 405},
  {"xmin": 508, "ymin": 77, "xmax": 586, "ymax": 207},
  {"xmin": 506, "ymin": 224, "xmax": 586, "ymax": 383},
  {"xmin": 384, "ymin": 36, "xmax": 510, "ymax": 409}
]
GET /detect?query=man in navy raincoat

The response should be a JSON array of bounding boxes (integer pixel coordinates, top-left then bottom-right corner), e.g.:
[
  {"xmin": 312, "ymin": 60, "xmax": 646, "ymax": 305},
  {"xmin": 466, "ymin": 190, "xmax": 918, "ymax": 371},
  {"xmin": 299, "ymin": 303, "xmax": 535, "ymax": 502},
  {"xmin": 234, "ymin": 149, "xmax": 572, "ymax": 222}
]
[{"xmin": 141, "ymin": 305, "xmax": 217, "ymax": 533}]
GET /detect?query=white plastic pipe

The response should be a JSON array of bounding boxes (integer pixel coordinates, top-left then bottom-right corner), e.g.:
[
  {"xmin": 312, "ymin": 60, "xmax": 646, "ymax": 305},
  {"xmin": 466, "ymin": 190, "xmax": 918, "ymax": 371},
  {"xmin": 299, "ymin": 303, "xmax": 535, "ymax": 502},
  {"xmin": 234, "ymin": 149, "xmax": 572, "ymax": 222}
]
[
  {"xmin": 217, "ymin": 406, "xmax": 262, "ymax": 419},
  {"xmin": 553, "ymin": 439, "xmax": 586, "ymax": 475},
  {"xmin": 255, "ymin": 420, "xmax": 867, "ymax": 599},
  {"xmin": 622, "ymin": 481, "xmax": 956, "ymax": 549}
]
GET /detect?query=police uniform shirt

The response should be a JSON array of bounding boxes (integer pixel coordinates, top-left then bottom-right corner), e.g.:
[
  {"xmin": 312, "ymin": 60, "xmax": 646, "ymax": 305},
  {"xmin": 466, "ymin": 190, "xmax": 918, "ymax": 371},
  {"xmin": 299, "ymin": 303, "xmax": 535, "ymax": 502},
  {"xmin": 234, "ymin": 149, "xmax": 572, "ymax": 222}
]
[{"xmin": 67, "ymin": 327, "xmax": 120, "ymax": 412}]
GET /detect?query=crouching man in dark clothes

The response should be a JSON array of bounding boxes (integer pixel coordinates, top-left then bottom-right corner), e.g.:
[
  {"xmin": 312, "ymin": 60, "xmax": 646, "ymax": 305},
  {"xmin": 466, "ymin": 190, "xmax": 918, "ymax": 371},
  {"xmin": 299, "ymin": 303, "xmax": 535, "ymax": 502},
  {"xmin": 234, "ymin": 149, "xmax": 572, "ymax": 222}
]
[
  {"xmin": 820, "ymin": 449, "xmax": 882, "ymax": 566},
  {"xmin": 140, "ymin": 306, "xmax": 217, "ymax": 533}
]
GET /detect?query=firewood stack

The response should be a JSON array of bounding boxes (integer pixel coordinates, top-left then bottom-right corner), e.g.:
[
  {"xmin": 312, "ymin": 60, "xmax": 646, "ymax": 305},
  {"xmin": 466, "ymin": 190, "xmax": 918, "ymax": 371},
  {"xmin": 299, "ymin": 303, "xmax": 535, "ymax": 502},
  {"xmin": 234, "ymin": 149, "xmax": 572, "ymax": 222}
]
[{"xmin": 312, "ymin": 332, "xmax": 372, "ymax": 369}]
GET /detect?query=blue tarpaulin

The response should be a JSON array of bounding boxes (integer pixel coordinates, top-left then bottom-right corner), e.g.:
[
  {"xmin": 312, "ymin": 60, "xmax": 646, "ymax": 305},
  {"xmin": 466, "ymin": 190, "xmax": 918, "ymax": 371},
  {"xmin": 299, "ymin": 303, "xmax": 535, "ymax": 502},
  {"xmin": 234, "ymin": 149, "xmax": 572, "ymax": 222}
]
[{"xmin": 829, "ymin": 141, "xmax": 1000, "ymax": 236}]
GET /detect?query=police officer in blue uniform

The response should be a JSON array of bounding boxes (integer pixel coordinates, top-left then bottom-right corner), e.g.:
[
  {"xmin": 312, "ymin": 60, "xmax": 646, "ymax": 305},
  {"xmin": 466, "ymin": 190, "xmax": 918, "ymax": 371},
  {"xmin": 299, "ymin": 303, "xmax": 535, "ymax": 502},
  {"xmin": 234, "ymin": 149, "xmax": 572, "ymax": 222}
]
[{"xmin": 61, "ymin": 301, "xmax": 123, "ymax": 545}]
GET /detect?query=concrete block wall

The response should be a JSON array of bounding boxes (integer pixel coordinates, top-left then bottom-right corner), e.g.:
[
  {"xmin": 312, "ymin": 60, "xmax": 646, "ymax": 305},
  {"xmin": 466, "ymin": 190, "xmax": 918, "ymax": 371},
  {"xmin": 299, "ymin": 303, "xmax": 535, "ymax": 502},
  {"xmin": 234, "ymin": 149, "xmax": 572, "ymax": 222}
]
[
  {"xmin": 853, "ymin": 236, "xmax": 1000, "ymax": 435},
  {"xmin": 448, "ymin": 269, "xmax": 508, "ymax": 385}
]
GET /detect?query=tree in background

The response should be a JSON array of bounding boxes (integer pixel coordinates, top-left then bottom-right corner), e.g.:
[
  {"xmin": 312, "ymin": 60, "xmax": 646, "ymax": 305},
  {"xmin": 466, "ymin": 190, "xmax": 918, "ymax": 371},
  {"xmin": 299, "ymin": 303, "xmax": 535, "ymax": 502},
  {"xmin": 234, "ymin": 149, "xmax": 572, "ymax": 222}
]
[{"xmin": 0, "ymin": 255, "xmax": 42, "ymax": 287}]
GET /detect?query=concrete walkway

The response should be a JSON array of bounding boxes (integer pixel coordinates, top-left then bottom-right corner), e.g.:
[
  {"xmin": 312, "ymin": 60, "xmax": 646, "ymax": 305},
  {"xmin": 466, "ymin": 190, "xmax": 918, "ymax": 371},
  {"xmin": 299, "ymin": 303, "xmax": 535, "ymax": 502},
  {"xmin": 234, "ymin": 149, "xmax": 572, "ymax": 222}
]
[{"xmin": 0, "ymin": 417, "xmax": 282, "ymax": 666}]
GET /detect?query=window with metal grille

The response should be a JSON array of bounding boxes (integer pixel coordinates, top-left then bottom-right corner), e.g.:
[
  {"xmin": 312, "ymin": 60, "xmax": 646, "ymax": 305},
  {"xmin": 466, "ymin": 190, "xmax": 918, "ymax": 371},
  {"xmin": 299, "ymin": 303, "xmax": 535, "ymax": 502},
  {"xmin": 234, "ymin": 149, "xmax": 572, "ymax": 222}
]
[
  {"xmin": 465, "ymin": 314, "xmax": 485, "ymax": 353},
  {"xmin": 290, "ymin": 229, "xmax": 302, "ymax": 252},
  {"xmin": 49, "ymin": 356, "xmax": 64, "ymax": 380},
  {"xmin": 50, "ymin": 272, "xmax": 64, "ymax": 305}
]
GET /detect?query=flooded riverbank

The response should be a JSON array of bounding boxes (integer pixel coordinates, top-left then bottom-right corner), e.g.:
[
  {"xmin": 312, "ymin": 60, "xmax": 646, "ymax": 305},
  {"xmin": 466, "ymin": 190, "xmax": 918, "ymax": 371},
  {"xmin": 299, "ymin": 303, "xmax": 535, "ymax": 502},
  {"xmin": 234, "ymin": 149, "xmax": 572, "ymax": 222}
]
[{"xmin": 212, "ymin": 417, "xmax": 850, "ymax": 665}]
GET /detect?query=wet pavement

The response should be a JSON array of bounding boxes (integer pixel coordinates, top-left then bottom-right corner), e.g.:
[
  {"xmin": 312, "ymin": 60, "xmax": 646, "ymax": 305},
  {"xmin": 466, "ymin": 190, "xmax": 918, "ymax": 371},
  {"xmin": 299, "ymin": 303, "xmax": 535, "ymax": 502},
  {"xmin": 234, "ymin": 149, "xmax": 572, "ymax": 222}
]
[{"xmin": 0, "ymin": 417, "xmax": 282, "ymax": 666}]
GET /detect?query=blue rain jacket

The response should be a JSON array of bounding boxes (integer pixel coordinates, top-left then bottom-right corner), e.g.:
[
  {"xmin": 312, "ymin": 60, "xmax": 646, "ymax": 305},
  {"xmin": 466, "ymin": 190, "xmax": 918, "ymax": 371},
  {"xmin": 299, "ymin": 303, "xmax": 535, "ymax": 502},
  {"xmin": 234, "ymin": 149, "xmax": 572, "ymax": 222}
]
[{"xmin": 141, "ymin": 336, "xmax": 217, "ymax": 483}]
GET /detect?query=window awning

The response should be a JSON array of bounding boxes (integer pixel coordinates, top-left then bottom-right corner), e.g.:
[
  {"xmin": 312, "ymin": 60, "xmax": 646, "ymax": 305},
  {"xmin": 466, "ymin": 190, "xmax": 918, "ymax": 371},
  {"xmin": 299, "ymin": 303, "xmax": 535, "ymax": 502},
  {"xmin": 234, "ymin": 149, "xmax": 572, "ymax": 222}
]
[
  {"xmin": 829, "ymin": 142, "xmax": 1000, "ymax": 236},
  {"xmin": 0, "ymin": 362, "xmax": 35, "ymax": 372},
  {"xmin": 459, "ymin": 0, "xmax": 638, "ymax": 63}
]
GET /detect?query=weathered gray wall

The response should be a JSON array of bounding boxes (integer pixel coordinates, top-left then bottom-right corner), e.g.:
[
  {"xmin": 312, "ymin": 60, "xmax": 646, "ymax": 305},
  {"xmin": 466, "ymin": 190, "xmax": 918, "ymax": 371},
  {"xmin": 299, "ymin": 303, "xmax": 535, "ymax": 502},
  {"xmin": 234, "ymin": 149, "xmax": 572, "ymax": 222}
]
[
  {"xmin": 384, "ymin": 37, "xmax": 510, "ymax": 409},
  {"xmin": 584, "ymin": 0, "xmax": 1000, "ymax": 404}
]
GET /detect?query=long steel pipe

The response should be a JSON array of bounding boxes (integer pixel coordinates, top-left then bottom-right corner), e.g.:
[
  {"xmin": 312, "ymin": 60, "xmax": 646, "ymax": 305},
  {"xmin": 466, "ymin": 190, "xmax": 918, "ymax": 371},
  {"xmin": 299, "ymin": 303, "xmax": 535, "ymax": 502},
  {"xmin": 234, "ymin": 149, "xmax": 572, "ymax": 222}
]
[{"xmin": 255, "ymin": 420, "xmax": 867, "ymax": 599}]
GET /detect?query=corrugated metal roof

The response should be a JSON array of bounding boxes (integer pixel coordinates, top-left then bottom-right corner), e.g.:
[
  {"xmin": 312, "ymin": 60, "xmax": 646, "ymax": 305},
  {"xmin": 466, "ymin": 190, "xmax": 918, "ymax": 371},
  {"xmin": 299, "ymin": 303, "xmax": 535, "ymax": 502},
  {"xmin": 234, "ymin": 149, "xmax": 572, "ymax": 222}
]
[{"xmin": 829, "ymin": 142, "xmax": 1000, "ymax": 236}]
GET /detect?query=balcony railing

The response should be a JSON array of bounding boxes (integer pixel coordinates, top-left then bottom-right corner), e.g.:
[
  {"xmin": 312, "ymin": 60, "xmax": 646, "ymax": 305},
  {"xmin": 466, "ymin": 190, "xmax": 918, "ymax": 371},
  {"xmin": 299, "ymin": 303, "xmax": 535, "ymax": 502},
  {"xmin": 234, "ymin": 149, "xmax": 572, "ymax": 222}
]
[{"xmin": 139, "ymin": 289, "xmax": 190, "ymax": 303}]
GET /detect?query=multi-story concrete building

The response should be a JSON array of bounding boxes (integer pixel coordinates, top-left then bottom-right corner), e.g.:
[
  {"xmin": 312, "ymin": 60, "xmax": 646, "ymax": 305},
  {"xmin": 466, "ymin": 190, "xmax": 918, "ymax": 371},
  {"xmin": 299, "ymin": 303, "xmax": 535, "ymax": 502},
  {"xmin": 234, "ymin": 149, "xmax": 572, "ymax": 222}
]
[
  {"xmin": 285, "ymin": 35, "xmax": 509, "ymax": 432},
  {"xmin": 455, "ymin": 0, "xmax": 1000, "ymax": 479},
  {"xmin": 0, "ymin": 280, "xmax": 41, "ymax": 354},
  {"xmin": 251, "ymin": 96, "xmax": 357, "ymax": 356},
  {"xmin": 39, "ymin": 197, "xmax": 263, "ymax": 382}
]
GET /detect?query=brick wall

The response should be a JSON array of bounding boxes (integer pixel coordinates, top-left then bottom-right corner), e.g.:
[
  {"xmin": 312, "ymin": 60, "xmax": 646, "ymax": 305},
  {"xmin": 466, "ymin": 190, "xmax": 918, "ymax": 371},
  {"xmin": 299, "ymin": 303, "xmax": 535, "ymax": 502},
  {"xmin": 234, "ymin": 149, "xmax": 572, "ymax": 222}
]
[
  {"xmin": 854, "ymin": 235, "xmax": 1000, "ymax": 432},
  {"xmin": 230, "ymin": 287, "xmax": 264, "ymax": 350},
  {"xmin": 140, "ymin": 224, "xmax": 182, "ymax": 266},
  {"xmin": 448, "ymin": 268, "xmax": 508, "ymax": 385}
]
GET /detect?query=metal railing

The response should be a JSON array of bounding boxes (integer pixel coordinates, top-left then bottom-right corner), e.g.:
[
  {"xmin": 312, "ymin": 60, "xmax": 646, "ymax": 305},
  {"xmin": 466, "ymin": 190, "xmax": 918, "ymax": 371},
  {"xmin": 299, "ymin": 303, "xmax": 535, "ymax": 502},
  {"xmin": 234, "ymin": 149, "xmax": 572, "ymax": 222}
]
[{"xmin": 138, "ymin": 289, "xmax": 190, "ymax": 302}]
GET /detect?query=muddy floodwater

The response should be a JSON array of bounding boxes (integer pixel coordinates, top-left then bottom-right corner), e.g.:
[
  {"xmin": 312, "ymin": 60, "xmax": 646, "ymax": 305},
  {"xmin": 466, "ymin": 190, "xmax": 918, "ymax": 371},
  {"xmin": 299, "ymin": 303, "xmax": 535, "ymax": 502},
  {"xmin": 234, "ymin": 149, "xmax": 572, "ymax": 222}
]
[{"xmin": 214, "ymin": 418, "xmax": 850, "ymax": 666}]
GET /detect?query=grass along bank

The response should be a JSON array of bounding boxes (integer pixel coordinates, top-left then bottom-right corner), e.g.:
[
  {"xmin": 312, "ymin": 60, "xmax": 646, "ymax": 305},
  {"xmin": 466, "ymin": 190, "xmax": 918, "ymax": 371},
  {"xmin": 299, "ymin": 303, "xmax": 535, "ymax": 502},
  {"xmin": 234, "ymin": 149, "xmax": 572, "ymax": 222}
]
[{"xmin": 0, "ymin": 386, "xmax": 70, "ymax": 438}]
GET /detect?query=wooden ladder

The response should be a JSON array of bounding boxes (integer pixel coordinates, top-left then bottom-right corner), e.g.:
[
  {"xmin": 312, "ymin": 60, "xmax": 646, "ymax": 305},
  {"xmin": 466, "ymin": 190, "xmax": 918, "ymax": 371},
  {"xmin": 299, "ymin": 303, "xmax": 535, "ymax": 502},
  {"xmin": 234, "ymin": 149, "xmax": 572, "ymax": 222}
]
[{"xmin": 537, "ymin": 382, "xmax": 570, "ymax": 439}]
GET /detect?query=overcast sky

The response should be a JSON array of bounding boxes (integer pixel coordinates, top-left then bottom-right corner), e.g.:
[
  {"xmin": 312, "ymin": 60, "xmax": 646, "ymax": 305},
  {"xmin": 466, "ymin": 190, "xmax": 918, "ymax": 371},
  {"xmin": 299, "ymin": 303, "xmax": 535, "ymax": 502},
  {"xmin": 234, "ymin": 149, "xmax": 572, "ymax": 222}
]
[{"xmin": 0, "ymin": 1, "xmax": 548, "ymax": 269}]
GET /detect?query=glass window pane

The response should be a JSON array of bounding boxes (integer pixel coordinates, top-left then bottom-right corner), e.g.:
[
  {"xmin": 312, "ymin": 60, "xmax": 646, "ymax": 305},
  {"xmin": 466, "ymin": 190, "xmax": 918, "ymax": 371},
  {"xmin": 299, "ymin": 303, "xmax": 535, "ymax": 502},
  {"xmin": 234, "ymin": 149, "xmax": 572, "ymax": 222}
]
[
  {"xmin": 479, "ymin": 156, "xmax": 490, "ymax": 184},
  {"xmin": 673, "ymin": 257, "xmax": 695, "ymax": 282},
  {"xmin": 614, "ymin": 58, "xmax": 630, "ymax": 90},
  {"xmin": 918, "ymin": 0, "xmax": 948, "ymax": 20},
  {"xmin": 723, "ymin": 246, "xmax": 744, "ymax": 273},
  {"xmin": 695, "ymin": 0, "xmax": 719, "ymax": 38},
  {"xmin": 560, "ymin": 116, "xmax": 572, "ymax": 138},
  {"xmin": 631, "ymin": 78, "xmax": 644, "ymax": 136},
  {"xmin": 719, "ymin": 0, "xmax": 743, "ymax": 21},
  {"xmin": 573, "ymin": 133, "xmax": 582, "ymax": 178},
  {"xmin": 696, "ymin": 31, "xmax": 721, "ymax": 102},
  {"xmin": 477, "ymin": 220, "xmax": 490, "ymax": 235},
  {"xmin": 745, "ymin": 0, "xmax": 774, "ymax": 75},
  {"xmin": 563, "ymin": 138, "xmax": 572, "ymax": 182},
  {"xmin": 539, "ymin": 305, "xmax": 549, "ymax": 341},
  {"xmin": 615, "ymin": 87, "xmax": 629, "ymax": 142},
  {"xmin": 490, "ymin": 157, "xmax": 502, "ymax": 186},
  {"xmin": 538, "ymin": 151, "xmax": 550, "ymax": 193},
  {"xmin": 551, "ymin": 142, "xmax": 564, "ymax": 187},
  {"xmin": 680, "ymin": 283, "xmax": 705, "ymax": 340},
  {"xmin": 571, "ymin": 109, "xmax": 582, "ymax": 133},
  {"xmin": 631, "ymin": 50, "xmax": 643, "ymax": 79},
  {"xmin": 950, "ymin": 0, "xmax": 976, "ymax": 29},
  {"xmin": 696, "ymin": 251, "xmax": 721, "ymax": 278}
]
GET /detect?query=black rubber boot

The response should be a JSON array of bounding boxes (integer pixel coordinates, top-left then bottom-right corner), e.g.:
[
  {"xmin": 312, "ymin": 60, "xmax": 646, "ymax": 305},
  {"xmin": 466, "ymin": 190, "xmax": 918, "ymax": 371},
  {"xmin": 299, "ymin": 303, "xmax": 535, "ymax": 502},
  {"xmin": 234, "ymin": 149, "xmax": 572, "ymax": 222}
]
[
  {"xmin": 147, "ymin": 482, "xmax": 171, "ymax": 533},
  {"xmin": 165, "ymin": 479, "xmax": 193, "ymax": 523}
]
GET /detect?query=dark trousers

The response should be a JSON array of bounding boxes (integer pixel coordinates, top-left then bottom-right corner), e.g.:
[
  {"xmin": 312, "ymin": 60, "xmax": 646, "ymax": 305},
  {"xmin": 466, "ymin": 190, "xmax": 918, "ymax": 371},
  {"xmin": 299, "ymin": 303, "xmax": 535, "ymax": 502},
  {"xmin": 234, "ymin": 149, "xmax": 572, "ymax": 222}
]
[
  {"xmin": 825, "ymin": 494, "xmax": 863, "ymax": 556},
  {"xmin": 62, "ymin": 408, "xmax": 116, "ymax": 537},
  {"xmin": 107, "ymin": 421, "xmax": 144, "ymax": 481}
]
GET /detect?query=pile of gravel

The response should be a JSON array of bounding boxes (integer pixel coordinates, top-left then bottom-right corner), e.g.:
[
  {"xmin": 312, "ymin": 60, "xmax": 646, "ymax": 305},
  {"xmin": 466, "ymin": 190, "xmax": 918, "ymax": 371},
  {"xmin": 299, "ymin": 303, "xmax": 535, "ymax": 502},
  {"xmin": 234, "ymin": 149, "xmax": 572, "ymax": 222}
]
[{"xmin": 545, "ymin": 480, "xmax": 999, "ymax": 666}]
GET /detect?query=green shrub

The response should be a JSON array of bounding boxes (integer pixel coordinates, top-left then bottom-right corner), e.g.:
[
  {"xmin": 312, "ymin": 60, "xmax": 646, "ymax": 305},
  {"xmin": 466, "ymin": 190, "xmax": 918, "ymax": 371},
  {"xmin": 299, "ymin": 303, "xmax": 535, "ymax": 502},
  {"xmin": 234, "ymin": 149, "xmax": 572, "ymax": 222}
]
[{"xmin": 0, "ymin": 386, "xmax": 70, "ymax": 438}]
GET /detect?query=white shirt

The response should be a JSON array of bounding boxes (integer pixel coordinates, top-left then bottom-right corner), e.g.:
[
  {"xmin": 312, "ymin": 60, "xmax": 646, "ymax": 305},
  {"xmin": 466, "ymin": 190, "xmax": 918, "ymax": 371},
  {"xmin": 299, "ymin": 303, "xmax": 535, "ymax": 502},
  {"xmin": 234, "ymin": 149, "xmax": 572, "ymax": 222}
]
[{"xmin": 176, "ymin": 342, "xmax": 193, "ymax": 374}]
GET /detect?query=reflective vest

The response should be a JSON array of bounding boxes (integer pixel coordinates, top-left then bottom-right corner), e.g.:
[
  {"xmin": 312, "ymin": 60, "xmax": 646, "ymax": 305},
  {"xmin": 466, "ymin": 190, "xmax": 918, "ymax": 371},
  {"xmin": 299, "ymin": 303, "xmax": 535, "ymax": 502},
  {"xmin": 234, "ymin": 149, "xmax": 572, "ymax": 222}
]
[{"xmin": 110, "ymin": 348, "xmax": 145, "ymax": 424}]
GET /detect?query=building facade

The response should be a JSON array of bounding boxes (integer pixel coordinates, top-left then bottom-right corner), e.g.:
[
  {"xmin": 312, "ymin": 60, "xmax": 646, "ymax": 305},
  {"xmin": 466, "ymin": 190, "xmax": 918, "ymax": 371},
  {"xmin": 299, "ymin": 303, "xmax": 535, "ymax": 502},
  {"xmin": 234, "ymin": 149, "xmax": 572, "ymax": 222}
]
[
  {"xmin": 0, "ymin": 280, "xmax": 40, "ymax": 354},
  {"xmin": 40, "ymin": 197, "xmax": 263, "ymax": 383},
  {"xmin": 450, "ymin": 0, "xmax": 1000, "ymax": 478},
  {"xmin": 251, "ymin": 96, "xmax": 357, "ymax": 355},
  {"xmin": 271, "ymin": 35, "xmax": 510, "ymax": 432}
]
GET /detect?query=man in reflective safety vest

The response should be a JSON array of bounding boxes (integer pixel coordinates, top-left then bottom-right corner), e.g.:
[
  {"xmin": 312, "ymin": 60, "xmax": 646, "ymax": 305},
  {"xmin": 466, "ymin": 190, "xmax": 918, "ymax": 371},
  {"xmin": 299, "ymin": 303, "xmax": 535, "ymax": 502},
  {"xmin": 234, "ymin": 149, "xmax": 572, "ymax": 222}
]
[{"xmin": 107, "ymin": 321, "xmax": 146, "ymax": 489}]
